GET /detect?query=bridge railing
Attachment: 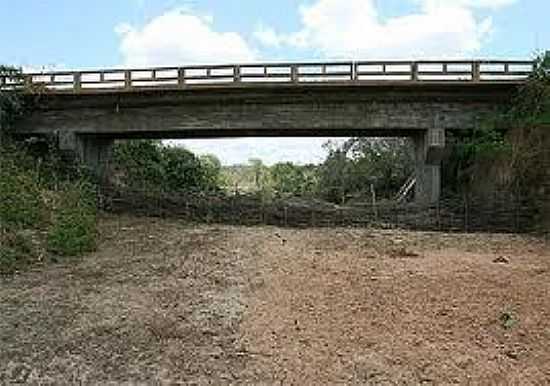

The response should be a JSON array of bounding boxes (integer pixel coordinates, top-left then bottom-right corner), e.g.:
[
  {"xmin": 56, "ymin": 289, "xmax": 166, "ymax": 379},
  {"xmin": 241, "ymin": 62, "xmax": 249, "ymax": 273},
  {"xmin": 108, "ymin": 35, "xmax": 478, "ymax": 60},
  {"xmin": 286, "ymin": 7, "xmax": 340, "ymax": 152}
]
[{"xmin": 0, "ymin": 60, "xmax": 535, "ymax": 93}]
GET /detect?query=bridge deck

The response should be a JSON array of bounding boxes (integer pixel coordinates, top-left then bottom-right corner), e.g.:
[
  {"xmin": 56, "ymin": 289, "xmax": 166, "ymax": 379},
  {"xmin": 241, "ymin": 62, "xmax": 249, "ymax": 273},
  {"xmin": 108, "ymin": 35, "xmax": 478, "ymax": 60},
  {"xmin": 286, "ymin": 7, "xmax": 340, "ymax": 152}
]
[{"xmin": 1, "ymin": 60, "xmax": 534, "ymax": 94}]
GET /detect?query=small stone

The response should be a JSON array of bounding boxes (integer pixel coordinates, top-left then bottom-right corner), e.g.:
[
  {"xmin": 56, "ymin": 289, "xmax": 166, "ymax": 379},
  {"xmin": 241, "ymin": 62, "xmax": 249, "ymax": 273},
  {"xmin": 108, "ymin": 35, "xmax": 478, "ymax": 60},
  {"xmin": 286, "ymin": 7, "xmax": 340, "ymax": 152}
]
[
  {"xmin": 493, "ymin": 256, "xmax": 509, "ymax": 264},
  {"xmin": 504, "ymin": 350, "xmax": 519, "ymax": 360}
]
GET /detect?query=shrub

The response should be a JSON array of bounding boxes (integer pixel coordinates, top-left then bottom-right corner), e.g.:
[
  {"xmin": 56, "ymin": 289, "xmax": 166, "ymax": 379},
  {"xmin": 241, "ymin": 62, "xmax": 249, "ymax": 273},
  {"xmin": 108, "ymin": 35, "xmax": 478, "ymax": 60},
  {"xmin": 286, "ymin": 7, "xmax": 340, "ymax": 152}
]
[
  {"xmin": 271, "ymin": 162, "xmax": 319, "ymax": 197},
  {"xmin": 112, "ymin": 140, "xmax": 222, "ymax": 192},
  {"xmin": 0, "ymin": 230, "xmax": 37, "ymax": 274},
  {"xmin": 1, "ymin": 65, "xmax": 99, "ymax": 272},
  {"xmin": 0, "ymin": 142, "xmax": 47, "ymax": 230},
  {"xmin": 46, "ymin": 182, "xmax": 98, "ymax": 256}
]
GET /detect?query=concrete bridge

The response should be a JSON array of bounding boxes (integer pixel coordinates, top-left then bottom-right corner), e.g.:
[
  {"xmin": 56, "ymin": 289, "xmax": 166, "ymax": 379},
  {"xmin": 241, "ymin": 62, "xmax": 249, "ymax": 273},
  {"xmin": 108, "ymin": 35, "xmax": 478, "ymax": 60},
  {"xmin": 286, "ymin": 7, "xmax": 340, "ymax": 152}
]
[{"xmin": 2, "ymin": 59, "xmax": 534, "ymax": 203}]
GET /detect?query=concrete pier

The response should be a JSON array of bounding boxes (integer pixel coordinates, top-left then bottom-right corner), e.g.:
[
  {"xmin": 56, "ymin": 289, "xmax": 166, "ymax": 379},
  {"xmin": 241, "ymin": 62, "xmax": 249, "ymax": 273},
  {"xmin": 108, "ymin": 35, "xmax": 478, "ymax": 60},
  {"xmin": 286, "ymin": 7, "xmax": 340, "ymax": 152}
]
[
  {"xmin": 413, "ymin": 128, "xmax": 446, "ymax": 204},
  {"xmin": 58, "ymin": 132, "xmax": 113, "ymax": 180}
]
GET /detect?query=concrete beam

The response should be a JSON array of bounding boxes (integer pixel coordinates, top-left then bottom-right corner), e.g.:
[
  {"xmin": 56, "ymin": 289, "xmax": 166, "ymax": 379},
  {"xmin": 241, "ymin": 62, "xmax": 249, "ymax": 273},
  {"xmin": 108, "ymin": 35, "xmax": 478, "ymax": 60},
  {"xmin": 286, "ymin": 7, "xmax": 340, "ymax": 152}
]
[{"xmin": 15, "ymin": 84, "xmax": 506, "ymax": 138}]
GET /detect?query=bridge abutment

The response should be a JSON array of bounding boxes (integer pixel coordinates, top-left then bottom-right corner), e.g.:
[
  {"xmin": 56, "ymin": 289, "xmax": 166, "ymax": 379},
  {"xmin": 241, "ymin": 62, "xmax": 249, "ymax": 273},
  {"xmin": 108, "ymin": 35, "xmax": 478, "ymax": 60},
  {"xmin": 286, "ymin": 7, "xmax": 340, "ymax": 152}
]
[
  {"xmin": 413, "ymin": 128, "xmax": 445, "ymax": 204},
  {"xmin": 58, "ymin": 132, "xmax": 113, "ymax": 180}
]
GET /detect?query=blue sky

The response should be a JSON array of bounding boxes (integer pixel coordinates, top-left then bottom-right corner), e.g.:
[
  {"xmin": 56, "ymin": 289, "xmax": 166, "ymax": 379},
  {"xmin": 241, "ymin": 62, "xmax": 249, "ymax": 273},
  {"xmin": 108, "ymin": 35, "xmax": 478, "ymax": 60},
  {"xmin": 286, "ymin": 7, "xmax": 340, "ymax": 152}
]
[{"xmin": 1, "ymin": 0, "xmax": 547, "ymax": 165}]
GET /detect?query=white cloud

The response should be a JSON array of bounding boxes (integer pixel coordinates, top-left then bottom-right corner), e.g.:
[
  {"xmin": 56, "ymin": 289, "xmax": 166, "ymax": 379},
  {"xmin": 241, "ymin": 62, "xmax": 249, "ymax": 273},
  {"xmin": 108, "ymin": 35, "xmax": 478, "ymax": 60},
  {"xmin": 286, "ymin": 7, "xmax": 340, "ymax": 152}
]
[
  {"xmin": 116, "ymin": 9, "xmax": 256, "ymax": 66},
  {"xmin": 254, "ymin": 24, "xmax": 283, "ymax": 48},
  {"xmin": 254, "ymin": 0, "xmax": 516, "ymax": 59}
]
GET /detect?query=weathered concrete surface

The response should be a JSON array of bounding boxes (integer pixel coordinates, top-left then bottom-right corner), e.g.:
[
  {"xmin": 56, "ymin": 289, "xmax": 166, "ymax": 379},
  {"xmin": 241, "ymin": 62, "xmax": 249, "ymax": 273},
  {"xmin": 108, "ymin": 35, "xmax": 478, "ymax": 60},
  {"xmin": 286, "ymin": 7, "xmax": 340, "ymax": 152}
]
[
  {"xmin": 16, "ymin": 83, "xmax": 514, "ymax": 138},
  {"xmin": 58, "ymin": 132, "xmax": 113, "ymax": 181},
  {"xmin": 413, "ymin": 130, "xmax": 445, "ymax": 204}
]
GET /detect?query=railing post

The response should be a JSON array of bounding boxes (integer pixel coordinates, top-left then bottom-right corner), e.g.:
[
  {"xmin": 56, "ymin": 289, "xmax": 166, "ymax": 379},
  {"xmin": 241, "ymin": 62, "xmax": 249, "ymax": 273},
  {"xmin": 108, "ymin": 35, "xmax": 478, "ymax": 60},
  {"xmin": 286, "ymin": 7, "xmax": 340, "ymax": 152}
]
[
  {"xmin": 177, "ymin": 68, "xmax": 185, "ymax": 87},
  {"xmin": 233, "ymin": 65, "xmax": 241, "ymax": 83},
  {"xmin": 472, "ymin": 61, "xmax": 481, "ymax": 82},
  {"xmin": 124, "ymin": 70, "xmax": 132, "ymax": 90},
  {"xmin": 73, "ymin": 72, "xmax": 81, "ymax": 92},
  {"xmin": 411, "ymin": 62, "xmax": 419, "ymax": 81},
  {"xmin": 23, "ymin": 74, "xmax": 33, "ymax": 90},
  {"xmin": 291, "ymin": 65, "xmax": 299, "ymax": 83}
]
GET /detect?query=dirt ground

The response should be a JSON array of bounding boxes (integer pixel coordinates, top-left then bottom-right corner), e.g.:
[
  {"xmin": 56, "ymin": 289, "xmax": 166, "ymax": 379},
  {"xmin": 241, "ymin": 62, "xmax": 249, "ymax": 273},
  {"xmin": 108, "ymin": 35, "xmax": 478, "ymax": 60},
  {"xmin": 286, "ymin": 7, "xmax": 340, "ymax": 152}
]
[{"xmin": 1, "ymin": 215, "xmax": 549, "ymax": 384}]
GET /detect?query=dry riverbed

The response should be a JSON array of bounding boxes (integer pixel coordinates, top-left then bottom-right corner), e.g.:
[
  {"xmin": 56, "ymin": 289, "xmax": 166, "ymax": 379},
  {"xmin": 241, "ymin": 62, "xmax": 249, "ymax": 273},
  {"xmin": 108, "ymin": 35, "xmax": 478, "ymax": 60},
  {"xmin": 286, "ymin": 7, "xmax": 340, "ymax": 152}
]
[{"xmin": 1, "ymin": 215, "xmax": 549, "ymax": 384}]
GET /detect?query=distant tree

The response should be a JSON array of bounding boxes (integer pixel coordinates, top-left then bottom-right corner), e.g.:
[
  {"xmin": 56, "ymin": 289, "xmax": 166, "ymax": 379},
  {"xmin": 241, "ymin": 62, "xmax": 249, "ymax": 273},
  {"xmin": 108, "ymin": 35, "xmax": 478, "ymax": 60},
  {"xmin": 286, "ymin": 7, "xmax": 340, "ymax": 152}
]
[
  {"xmin": 161, "ymin": 145, "xmax": 209, "ymax": 191},
  {"xmin": 318, "ymin": 144, "xmax": 354, "ymax": 203},
  {"xmin": 112, "ymin": 141, "xmax": 222, "ymax": 192},
  {"xmin": 112, "ymin": 140, "xmax": 164, "ymax": 188},
  {"xmin": 346, "ymin": 137, "xmax": 414, "ymax": 196},
  {"xmin": 199, "ymin": 154, "xmax": 223, "ymax": 190},
  {"xmin": 271, "ymin": 162, "xmax": 318, "ymax": 196},
  {"xmin": 318, "ymin": 138, "xmax": 414, "ymax": 203},
  {"xmin": 248, "ymin": 158, "xmax": 268, "ymax": 190}
]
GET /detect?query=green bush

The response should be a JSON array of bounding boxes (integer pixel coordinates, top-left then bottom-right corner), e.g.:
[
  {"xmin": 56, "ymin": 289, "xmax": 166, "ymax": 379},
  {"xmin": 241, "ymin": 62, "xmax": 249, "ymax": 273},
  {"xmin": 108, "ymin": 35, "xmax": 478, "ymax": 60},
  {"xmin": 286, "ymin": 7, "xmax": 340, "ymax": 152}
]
[
  {"xmin": 0, "ymin": 152, "xmax": 44, "ymax": 230},
  {"xmin": 46, "ymin": 182, "xmax": 97, "ymax": 256},
  {"xmin": 0, "ymin": 141, "xmax": 99, "ymax": 272},
  {"xmin": 0, "ymin": 231, "xmax": 36, "ymax": 274},
  {"xmin": 2, "ymin": 65, "xmax": 99, "ymax": 272},
  {"xmin": 271, "ymin": 162, "xmax": 318, "ymax": 197},
  {"xmin": 112, "ymin": 140, "xmax": 222, "ymax": 192}
]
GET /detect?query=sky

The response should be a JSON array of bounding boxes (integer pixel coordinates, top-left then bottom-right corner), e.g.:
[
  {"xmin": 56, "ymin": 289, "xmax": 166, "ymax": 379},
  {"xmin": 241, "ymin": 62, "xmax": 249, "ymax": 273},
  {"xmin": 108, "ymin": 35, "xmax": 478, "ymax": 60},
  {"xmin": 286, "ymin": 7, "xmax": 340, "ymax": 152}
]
[{"xmin": 1, "ymin": 0, "xmax": 548, "ymax": 165}]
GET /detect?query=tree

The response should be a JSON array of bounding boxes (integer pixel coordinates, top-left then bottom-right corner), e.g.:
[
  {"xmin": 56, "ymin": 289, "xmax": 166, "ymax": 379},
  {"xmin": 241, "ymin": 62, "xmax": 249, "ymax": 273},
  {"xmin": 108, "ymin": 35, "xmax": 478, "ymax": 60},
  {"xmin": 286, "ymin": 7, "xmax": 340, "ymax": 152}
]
[
  {"xmin": 317, "ymin": 138, "xmax": 414, "ymax": 203},
  {"xmin": 346, "ymin": 137, "xmax": 414, "ymax": 196},
  {"xmin": 199, "ymin": 154, "xmax": 223, "ymax": 191},
  {"xmin": 271, "ymin": 162, "xmax": 318, "ymax": 196},
  {"xmin": 248, "ymin": 158, "xmax": 267, "ymax": 190},
  {"xmin": 112, "ymin": 141, "xmax": 222, "ymax": 192},
  {"xmin": 161, "ymin": 145, "xmax": 207, "ymax": 191},
  {"xmin": 318, "ymin": 142, "xmax": 354, "ymax": 203}
]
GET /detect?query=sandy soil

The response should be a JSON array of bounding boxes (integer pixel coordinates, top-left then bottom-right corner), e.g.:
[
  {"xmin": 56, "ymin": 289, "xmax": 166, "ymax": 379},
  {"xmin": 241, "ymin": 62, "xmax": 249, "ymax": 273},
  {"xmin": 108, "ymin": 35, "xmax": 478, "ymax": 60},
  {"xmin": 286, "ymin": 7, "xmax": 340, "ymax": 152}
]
[{"xmin": 1, "ymin": 215, "xmax": 549, "ymax": 384}]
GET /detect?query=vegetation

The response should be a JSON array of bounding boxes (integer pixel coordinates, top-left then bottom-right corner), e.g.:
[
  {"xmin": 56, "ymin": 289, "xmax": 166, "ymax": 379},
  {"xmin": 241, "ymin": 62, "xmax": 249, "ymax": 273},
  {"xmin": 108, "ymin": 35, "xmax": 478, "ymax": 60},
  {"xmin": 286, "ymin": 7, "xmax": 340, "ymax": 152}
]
[
  {"xmin": 271, "ymin": 162, "xmax": 318, "ymax": 197},
  {"xmin": 222, "ymin": 159, "xmax": 271, "ymax": 194},
  {"xmin": 46, "ymin": 181, "xmax": 97, "ymax": 256},
  {"xmin": 318, "ymin": 138, "xmax": 414, "ymax": 203},
  {"xmin": 0, "ymin": 142, "xmax": 45, "ymax": 229},
  {"xmin": 444, "ymin": 51, "xmax": 550, "ymax": 194},
  {"xmin": 1, "ymin": 66, "xmax": 98, "ymax": 273},
  {"xmin": 0, "ymin": 138, "xmax": 99, "ymax": 273},
  {"xmin": 112, "ymin": 140, "xmax": 222, "ymax": 192},
  {"xmin": 219, "ymin": 138, "xmax": 412, "ymax": 204}
]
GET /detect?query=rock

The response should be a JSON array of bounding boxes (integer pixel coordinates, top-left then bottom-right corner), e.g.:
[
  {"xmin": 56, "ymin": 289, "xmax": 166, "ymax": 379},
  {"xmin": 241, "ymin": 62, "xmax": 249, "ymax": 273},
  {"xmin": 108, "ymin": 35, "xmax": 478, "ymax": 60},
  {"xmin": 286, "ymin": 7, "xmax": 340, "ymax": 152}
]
[
  {"xmin": 493, "ymin": 256, "xmax": 510, "ymax": 264},
  {"xmin": 504, "ymin": 349, "xmax": 519, "ymax": 360},
  {"xmin": 391, "ymin": 247, "xmax": 420, "ymax": 258}
]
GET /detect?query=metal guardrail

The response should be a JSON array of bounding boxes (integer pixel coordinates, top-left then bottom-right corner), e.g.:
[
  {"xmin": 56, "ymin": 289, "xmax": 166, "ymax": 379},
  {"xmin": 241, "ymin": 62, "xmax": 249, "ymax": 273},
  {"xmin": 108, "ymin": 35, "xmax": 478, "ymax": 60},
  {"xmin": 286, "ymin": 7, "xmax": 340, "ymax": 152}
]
[{"xmin": 0, "ymin": 60, "xmax": 535, "ymax": 93}]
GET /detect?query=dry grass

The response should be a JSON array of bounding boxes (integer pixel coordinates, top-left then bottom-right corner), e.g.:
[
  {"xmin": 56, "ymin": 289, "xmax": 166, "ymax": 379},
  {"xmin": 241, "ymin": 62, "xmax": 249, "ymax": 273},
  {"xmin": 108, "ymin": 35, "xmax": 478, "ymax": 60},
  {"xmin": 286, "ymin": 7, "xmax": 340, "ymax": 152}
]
[{"xmin": 1, "ymin": 215, "xmax": 549, "ymax": 384}]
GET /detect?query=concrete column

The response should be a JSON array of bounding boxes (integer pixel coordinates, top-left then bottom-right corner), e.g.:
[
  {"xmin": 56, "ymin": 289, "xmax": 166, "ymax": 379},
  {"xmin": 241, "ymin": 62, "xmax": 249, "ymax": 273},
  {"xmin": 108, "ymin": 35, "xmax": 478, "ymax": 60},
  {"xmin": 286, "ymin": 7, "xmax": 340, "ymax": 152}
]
[
  {"xmin": 413, "ymin": 128, "xmax": 445, "ymax": 204},
  {"xmin": 57, "ymin": 131, "xmax": 113, "ymax": 181}
]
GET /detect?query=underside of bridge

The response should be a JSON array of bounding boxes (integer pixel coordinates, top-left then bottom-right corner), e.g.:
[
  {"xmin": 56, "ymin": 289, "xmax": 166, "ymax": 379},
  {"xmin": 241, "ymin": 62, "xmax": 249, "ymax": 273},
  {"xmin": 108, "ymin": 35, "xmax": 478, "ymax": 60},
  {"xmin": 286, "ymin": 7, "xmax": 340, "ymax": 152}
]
[{"xmin": 15, "ymin": 82, "xmax": 518, "ymax": 204}]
